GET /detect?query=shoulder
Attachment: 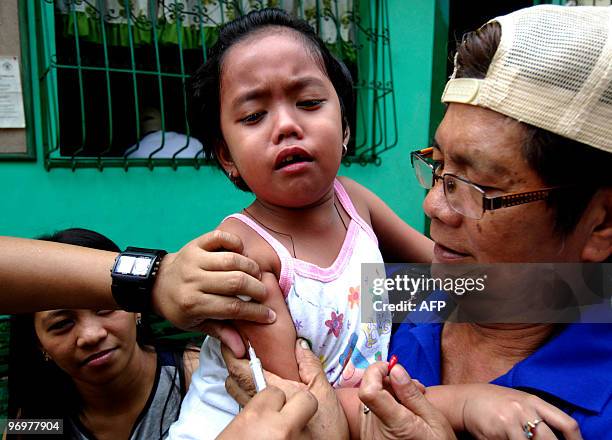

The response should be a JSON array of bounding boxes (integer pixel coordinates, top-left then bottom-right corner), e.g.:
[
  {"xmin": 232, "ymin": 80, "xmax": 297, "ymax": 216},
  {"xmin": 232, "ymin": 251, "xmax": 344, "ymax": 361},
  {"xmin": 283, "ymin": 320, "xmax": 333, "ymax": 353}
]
[
  {"xmin": 336, "ymin": 176, "xmax": 373, "ymax": 225},
  {"xmin": 217, "ymin": 215, "xmax": 280, "ymax": 276},
  {"xmin": 217, "ymin": 215, "xmax": 256, "ymax": 241}
]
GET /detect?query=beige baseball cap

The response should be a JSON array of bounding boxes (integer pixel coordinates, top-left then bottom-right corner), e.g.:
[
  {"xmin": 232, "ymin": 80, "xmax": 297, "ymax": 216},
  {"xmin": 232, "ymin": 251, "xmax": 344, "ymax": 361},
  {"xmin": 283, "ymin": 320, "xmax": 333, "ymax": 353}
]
[{"xmin": 441, "ymin": 5, "xmax": 612, "ymax": 153}]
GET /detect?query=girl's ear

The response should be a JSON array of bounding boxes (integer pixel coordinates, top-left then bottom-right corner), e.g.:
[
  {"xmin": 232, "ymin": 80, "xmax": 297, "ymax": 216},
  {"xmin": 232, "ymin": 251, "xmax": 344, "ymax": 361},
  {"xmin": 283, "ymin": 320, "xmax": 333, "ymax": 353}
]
[
  {"xmin": 343, "ymin": 124, "xmax": 351, "ymax": 146},
  {"xmin": 215, "ymin": 140, "xmax": 235, "ymax": 174}
]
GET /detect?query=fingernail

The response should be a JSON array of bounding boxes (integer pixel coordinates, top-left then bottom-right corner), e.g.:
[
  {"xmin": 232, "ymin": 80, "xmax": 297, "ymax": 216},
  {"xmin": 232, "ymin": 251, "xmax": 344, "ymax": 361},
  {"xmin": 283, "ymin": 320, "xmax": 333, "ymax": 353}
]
[
  {"xmin": 268, "ymin": 309, "xmax": 277, "ymax": 322},
  {"xmin": 391, "ymin": 366, "xmax": 409, "ymax": 384},
  {"xmin": 298, "ymin": 338, "xmax": 311, "ymax": 350},
  {"xmin": 387, "ymin": 354, "xmax": 398, "ymax": 376}
]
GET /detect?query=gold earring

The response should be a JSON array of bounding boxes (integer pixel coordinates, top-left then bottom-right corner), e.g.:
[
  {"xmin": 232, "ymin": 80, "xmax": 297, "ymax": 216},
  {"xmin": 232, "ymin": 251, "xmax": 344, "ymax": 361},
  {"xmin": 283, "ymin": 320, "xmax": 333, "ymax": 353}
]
[
  {"xmin": 42, "ymin": 351, "xmax": 50, "ymax": 362},
  {"xmin": 227, "ymin": 169, "xmax": 240, "ymax": 183}
]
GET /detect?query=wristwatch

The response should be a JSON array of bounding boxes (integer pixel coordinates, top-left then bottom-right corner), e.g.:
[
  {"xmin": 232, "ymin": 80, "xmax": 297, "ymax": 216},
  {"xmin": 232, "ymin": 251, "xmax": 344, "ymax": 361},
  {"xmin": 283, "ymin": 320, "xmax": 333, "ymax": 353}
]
[{"xmin": 111, "ymin": 247, "xmax": 167, "ymax": 312}]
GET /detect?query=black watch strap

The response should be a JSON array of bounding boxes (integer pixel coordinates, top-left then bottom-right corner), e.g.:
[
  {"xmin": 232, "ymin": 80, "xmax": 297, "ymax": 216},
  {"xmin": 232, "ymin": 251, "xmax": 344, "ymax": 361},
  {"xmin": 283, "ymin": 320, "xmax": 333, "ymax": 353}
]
[{"xmin": 111, "ymin": 246, "xmax": 167, "ymax": 312}]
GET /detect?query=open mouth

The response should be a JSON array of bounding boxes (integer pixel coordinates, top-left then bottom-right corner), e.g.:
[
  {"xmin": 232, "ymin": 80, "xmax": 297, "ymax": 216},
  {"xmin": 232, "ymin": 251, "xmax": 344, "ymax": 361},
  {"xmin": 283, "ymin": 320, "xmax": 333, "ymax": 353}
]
[{"xmin": 274, "ymin": 147, "xmax": 313, "ymax": 170}]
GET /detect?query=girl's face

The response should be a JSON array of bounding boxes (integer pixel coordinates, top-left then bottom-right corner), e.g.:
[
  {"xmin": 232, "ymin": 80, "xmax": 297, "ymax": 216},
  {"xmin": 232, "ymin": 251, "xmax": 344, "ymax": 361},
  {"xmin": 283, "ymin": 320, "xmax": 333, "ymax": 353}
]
[
  {"xmin": 218, "ymin": 30, "xmax": 347, "ymax": 208},
  {"xmin": 34, "ymin": 309, "xmax": 139, "ymax": 385}
]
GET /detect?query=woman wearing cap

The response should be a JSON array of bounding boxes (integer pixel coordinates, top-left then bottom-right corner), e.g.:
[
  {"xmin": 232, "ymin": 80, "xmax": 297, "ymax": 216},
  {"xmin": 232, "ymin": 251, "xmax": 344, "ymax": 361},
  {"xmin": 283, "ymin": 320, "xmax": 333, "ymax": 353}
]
[
  {"xmin": 223, "ymin": 5, "xmax": 612, "ymax": 440},
  {"xmin": 359, "ymin": 4, "xmax": 612, "ymax": 440}
]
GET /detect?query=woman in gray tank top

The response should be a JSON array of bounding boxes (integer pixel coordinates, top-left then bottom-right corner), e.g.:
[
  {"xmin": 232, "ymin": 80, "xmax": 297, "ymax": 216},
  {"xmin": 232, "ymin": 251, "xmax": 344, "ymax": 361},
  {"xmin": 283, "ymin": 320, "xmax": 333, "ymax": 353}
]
[{"xmin": 7, "ymin": 228, "xmax": 199, "ymax": 439}]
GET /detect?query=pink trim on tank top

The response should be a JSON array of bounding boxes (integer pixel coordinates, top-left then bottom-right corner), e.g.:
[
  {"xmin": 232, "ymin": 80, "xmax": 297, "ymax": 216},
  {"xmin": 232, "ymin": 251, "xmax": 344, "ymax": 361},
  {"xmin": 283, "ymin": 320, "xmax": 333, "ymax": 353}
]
[
  {"xmin": 223, "ymin": 179, "xmax": 378, "ymax": 291},
  {"xmin": 333, "ymin": 179, "xmax": 379, "ymax": 246}
]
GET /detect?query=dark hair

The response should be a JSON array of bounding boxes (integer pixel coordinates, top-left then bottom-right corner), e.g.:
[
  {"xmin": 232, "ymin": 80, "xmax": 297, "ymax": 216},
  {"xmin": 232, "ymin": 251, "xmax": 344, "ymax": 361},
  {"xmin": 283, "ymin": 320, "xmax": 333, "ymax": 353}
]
[
  {"xmin": 37, "ymin": 227, "xmax": 121, "ymax": 252},
  {"xmin": 6, "ymin": 229, "xmax": 152, "ymax": 436},
  {"xmin": 453, "ymin": 22, "xmax": 612, "ymax": 237},
  {"xmin": 190, "ymin": 8, "xmax": 354, "ymax": 191}
]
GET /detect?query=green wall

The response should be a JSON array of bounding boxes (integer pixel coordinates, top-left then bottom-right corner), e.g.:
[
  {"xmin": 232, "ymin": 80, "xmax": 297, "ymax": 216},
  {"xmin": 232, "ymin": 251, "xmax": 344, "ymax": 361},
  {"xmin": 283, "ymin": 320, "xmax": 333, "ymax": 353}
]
[{"xmin": 0, "ymin": 0, "xmax": 448, "ymax": 252}]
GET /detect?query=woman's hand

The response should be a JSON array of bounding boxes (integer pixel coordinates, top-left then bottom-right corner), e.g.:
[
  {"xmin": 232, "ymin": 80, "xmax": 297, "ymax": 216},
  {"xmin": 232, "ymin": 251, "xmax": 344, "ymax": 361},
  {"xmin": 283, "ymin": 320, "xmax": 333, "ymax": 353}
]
[
  {"xmin": 151, "ymin": 230, "xmax": 274, "ymax": 357},
  {"xmin": 359, "ymin": 362, "xmax": 456, "ymax": 440},
  {"xmin": 217, "ymin": 385, "xmax": 317, "ymax": 440},
  {"xmin": 222, "ymin": 339, "xmax": 350, "ymax": 440},
  {"xmin": 459, "ymin": 384, "xmax": 583, "ymax": 440}
]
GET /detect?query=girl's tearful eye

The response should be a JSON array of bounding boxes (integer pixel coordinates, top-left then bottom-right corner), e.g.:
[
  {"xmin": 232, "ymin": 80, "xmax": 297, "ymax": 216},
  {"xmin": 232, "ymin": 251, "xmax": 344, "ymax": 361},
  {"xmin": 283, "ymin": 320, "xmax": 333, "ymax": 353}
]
[
  {"xmin": 240, "ymin": 112, "xmax": 265, "ymax": 124},
  {"xmin": 297, "ymin": 99, "xmax": 324, "ymax": 109}
]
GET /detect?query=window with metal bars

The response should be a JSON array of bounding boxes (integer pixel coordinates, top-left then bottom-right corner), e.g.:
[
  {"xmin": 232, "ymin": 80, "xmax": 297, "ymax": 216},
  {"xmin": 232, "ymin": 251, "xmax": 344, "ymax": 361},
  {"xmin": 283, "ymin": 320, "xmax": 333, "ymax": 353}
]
[{"xmin": 22, "ymin": 0, "xmax": 397, "ymax": 170}]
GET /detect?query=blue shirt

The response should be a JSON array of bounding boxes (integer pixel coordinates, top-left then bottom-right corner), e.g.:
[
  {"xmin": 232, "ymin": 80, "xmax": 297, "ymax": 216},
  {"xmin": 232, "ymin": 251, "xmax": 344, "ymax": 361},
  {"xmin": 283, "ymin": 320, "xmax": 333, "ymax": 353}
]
[{"xmin": 389, "ymin": 323, "xmax": 612, "ymax": 439}]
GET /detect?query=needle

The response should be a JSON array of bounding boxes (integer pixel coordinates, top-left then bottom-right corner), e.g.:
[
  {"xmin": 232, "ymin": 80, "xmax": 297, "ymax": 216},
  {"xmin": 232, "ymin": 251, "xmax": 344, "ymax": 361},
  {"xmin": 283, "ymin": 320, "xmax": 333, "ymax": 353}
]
[{"xmin": 248, "ymin": 341, "xmax": 267, "ymax": 392}]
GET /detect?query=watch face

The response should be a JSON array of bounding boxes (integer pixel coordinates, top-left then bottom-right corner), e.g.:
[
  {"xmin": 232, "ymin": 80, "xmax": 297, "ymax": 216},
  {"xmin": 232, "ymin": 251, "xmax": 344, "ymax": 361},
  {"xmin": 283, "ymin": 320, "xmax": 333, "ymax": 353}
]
[{"xmin": 116, "ymin": 255, "xmax": 154, "ymax": 276}]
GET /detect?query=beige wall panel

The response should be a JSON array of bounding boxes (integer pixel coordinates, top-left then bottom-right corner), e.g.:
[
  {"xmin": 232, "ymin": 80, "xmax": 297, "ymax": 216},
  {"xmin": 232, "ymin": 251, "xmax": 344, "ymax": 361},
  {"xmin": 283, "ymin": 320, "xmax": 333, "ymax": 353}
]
[{"xmin": 0, "ymin": 0, "xmax": 27, "ymax": 154}]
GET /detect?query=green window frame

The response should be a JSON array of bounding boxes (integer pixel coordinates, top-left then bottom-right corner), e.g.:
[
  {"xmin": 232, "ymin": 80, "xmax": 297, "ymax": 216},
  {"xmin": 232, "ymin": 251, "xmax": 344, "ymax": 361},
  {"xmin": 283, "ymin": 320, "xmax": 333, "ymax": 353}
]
[{"xmin": 20, "ymin": 0, "xmax": 398, "ymax": 170}]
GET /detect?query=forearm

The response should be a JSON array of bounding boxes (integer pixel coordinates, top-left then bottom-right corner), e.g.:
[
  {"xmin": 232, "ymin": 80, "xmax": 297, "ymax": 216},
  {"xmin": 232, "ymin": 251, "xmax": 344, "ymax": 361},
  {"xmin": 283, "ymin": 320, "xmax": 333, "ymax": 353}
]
[
  {"xmin": 0, "ymin": 237, "xmax": 118, "ymax": 313},
  {"xmin": 422, "ymin": 385, "xmax": 468, "ymax": 432},
  {"xmin": 235, "ymin": 272, "xmax": 299, "ymax": 381},
  {"xmin": 336, "ymin": 383, "xmax": 466, "ymax": 437},
  {"xmin": 336, "ymin": 388, "xmax": 362, "ymax": 439},
  {"xmin": 378, "ymin": 222, "xmax": 434, "ymax": 263}
]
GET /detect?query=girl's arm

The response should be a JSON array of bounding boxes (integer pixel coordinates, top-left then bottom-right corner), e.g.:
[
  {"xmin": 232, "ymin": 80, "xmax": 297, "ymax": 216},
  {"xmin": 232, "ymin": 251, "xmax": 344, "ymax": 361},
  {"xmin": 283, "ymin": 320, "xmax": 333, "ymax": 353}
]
[
  {"xmin": 337, "ymin": 178, "xmax": 433, "ymax": 263},
  {"xmin": 234, "ymin": 271, "xmax": 299, "ymax": 380},
  {"xmin": 216, "ymin": 222, "xmax": 300, "ymax": 381}
]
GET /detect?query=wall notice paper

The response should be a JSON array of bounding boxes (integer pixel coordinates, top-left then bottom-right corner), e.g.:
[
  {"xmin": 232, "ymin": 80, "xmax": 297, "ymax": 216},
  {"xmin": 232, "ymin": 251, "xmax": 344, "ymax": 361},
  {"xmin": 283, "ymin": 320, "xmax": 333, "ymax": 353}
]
[{"xmin": 0, "ymin": 56, "xmax": 25, "ymax": 128}]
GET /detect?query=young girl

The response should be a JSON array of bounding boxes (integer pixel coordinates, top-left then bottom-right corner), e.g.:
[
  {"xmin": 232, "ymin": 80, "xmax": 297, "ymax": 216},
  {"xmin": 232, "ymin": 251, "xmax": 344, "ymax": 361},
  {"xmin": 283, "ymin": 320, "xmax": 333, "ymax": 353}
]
[
  {"xmin": 8, "ymin": 228, "xmax": 200, "ymax": 440},
  {"xmin": 169, "ymin": 8, "xmax": 433, "ymax": 439}
]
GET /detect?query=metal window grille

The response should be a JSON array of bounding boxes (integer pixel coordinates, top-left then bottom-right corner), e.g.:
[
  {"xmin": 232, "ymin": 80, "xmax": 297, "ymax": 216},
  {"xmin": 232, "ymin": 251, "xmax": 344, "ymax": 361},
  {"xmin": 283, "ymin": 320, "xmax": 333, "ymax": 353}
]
[
  {"xmin": 535, "ymin": 0, "xmax": 611, "ymax": 5},
  {"xmin": 570, "ymin": 0, "xmax": 611, "ymax": 5},
  {"xmin": 23, "ymin": 0, "xmax": 397, "ymax": 170}
]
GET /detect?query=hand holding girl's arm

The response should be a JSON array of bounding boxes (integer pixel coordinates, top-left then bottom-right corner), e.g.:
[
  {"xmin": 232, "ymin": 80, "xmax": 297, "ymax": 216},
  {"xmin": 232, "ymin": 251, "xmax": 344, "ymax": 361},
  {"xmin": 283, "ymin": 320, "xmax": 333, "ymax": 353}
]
[
  {"xmin": 152, "ymin": 230, "xmax": 272, "ymax": 353},
  {"xmin": 0, "ymin": 231, "xmax": 273, "ymax": 359}
]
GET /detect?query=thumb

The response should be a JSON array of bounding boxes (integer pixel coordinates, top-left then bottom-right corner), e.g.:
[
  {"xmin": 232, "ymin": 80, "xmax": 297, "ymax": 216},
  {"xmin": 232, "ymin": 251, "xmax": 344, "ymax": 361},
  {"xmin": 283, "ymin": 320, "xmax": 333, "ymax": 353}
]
[
  {"xmin": 202, "ymin": 321, "xmax": 246, "ymax": 358},
  {"xmin": 389, "ymin": 364, "xmax": 437, "ymax": 420},
  {"xmin": 194, "ymin": 230, "xmax": 244, "ymax": 253},
  {"xmin": 295, "ymin": 339, "xmax": 325, "ymax": 384}
]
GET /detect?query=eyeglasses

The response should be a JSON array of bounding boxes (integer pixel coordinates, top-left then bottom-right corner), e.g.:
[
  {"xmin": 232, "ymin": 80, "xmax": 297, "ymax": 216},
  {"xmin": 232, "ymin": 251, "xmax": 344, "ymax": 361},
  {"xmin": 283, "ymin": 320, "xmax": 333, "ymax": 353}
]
[{"xmin": 410, "ymin": 147, "xmax": 569, "ymax": 220}]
